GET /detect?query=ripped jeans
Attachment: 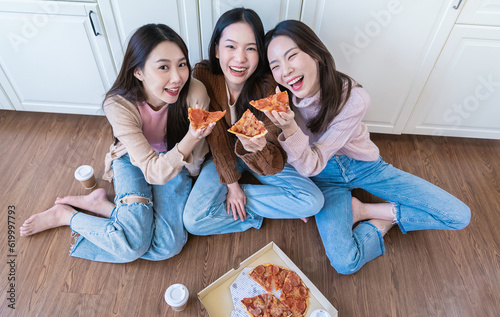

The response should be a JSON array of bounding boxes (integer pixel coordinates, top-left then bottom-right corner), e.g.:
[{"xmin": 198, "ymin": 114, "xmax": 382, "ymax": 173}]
[
  {"xmin": 69, "ymin": 153, "xmax": 189, "ymax": 263},
  {"xmin": 312, "ymin": 155, "xmax": 470, "ymax": 275}
]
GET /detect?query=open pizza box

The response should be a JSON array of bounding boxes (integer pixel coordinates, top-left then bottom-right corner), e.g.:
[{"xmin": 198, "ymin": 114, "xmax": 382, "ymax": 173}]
[{"xmin": 198, "ymin": 242, "xmax": 338, "ymax": 317}]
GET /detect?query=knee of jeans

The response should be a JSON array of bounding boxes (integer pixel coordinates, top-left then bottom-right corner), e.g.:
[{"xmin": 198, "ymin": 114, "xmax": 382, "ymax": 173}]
[
  {"xmin": 297, "ymin": 190, "xmax": 325, "ymax": 216},
  {"xmin": 150, "ymin": 236, "xmax": 186, "ymax": 261},
  {"xmin": 119, "ymin": 194, "xmax": 151, "ymax": 205},
  {"xmin": 449, "ymin": 203, "xmax": 471, "ymax": 230},
  {"xmin": 119, "ymin": 241, "xmax": 150, "ymax": 262},
  {"xmin": 183, "ymin": 213, "xmax": 201, "ymax": 235},
  {"xmin": 327, "ymin": 252, "xmax": 359, "ymax": 275}
]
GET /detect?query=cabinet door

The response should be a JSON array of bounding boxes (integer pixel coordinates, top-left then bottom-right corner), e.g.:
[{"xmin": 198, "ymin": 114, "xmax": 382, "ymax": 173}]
[
  {"xmin": 301, "ymin": 0, "xmax": 463, "ymax": 134},
  {"xmin": 198, "ymin": 0, "xmax": 302, "ymax": 59},
  {"xmin": 457, "ymin": 0, "xmax": 500, "ymax": 27},
  {"xmin": 98, "ymin": 0, "xmax": 201, "ymax": 68},
  {"xmin": 0, "ymin": 1, "xmax": 115, "ymax": 115},
  {"xmin": 403, "ymin": 25, "xmax": 500, "ymax": 139}
]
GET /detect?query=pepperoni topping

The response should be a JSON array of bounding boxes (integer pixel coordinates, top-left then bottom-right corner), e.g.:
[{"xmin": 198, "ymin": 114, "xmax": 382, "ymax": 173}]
[
  {"xmin": 249, "ymin": 307, "xmax": 262, "ymax": 316},
  {"xmin": 283, "ymin": 298, "xmax": 294, "ymax": 308},
  {"xmin": 283, "ymin": 282, "xmax": 292, "ymax": 293},
  {"xmin": 254, "ymin": 265, "xmax": 265, "ymax": 275},
  {"xmin": 290, "ymin": 275, "xmax": 301, "ymax": 287},
  {"xmin": 296, "ymin": 300, "xmax": 306, "ymax": 312},
  {"xmin": 271, "ymin": 265, "xmax": 280, "ymax": 274},
  {"xmin": 266, "ymin": 275, "xmax": 273, "ymax": 285},
  {"xmin": 298, "ymin": 286, "xmax": 308, "ymax": 297}
]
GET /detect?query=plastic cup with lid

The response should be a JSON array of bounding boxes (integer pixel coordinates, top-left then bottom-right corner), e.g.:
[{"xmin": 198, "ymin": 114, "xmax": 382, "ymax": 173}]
[
  {"xmin": 164, "ymin": 283, "xmax": 189, "ymax": 312},
  {"xmin": 310, "ymin": 309, "xmax": 332, "ymax": 317}
]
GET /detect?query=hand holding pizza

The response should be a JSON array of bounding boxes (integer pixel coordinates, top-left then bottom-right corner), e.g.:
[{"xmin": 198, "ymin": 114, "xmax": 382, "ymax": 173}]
[
  {"xmin": 188, "ymin": 121, "xmax": 216, "ymax": 139},
  {"xmin": 237, "ymin": 130, "xmax": 267, "ymax": 153}
]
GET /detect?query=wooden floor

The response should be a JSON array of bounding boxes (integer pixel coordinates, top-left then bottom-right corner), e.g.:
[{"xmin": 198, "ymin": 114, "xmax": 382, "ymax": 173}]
[{"xmin": 1, "ymin": 110, "xmax": 499, "ymax": 317}]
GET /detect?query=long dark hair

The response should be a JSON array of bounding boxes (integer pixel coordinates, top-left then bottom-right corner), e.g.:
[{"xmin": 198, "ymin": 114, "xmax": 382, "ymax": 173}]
[
  {"xmin": 265, "ymin": 20, "xmax": 358, "ymax": 134},
  {"xmin": 201, "ymin": 7, "xmax": 273, "ymax": 119},
  {"xmin": 105, "ymin": 24, "xmax": 191, "ymax": 151}
]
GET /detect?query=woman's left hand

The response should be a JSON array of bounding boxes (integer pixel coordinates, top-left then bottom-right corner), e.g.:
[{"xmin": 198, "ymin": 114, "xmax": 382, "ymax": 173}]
[{"xmin": 237, "ymin": 134, "xmax": 267, "ymax": 153}]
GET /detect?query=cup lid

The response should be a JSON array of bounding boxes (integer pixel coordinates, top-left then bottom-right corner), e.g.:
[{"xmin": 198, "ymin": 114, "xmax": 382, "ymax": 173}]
[
  {"xmin": 165, "ymin": 284, "xmax": 188, "ymax": 307},
  {"xmin": 74, "ymin": 165, "xmax": 94, "ymax": 181},
  {"xmin": 310, "ymin": 309, "xmax": 332, "ymax": 317}
]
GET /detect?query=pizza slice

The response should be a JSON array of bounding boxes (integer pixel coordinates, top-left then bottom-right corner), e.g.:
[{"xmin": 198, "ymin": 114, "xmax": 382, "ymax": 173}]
[
  {"xmin": 188, "ymin": 108, "xmax": 226, "ymax": 129},
  {"xmin": 250, "ymin": 91, "xmax": 289, "ymax": 113},
  {"xmin": 264, "ymin": 293, "xmax": 294, "ymax": 317},
  {"xmin": 270, "ymin": 265, "xmax": 290, "ymax": 291},
  {"xmin": 241, "ymin": 293, "xmax": 269, "ymax": 317},
  {"xmin": 227, "ymin": 109, "xmax": 267, "ymax": 139},
  {"xmin": 249, "ymin": 264, "xmax": 274, "ymax": 292},
  {"xmin": 280, "ymin": 272, "xmax": 309, "ymax": 317}
]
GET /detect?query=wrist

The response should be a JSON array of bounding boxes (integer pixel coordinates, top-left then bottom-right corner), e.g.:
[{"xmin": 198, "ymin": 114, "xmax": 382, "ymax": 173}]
[{"xmin": 283, "ymin": 122, "xmax": 299, "ymax": 138}]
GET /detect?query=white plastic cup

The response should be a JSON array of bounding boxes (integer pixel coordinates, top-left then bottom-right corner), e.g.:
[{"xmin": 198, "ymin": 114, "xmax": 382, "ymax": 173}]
[
  {"xmin": 164, "ymin": 284, "xmax": 189, "ymax": 312},
  {"xmin": 74, "ymin": 165, "xmax": 97, "ymax": 190},
  {"xmin": 310, "ymin": 309, "xmax": 332, "ymax": 317}
]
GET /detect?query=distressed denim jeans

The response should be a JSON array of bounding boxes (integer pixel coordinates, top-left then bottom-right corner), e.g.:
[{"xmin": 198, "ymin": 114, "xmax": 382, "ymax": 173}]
[
  {"xmin": 70, "ymin": 153, "xmax": 189, "ymax": 263},
  {"xmin": 183, "ymin": 157, "xmax": 324, "ymax": 235},
  {"xmin": 312, "ymin": 155, "xmax": 471, "ymax": 275}
]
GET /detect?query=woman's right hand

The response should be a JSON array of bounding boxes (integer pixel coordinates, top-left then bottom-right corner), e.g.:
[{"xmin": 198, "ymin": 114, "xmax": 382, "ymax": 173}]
[
  {"xmin": 226, "ymin": 182, "xmax": 247, "ymax": 221},
  {"xmin": 189, "ymin": 121, "xmax": 216, "ymax": 139}
]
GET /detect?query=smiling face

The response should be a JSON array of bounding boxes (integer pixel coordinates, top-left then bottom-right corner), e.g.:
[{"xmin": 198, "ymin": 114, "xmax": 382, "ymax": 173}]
[
  {"xmin": 134, "ymin": 40, "xmax": 189, "ymax": 109},
  {"xmin": 267, "ymin": 35, "xmax": 320, "ymax": 102},
  {"xmin": 216, "ymin": 22, "xmax": 259, "ymax": 98}
]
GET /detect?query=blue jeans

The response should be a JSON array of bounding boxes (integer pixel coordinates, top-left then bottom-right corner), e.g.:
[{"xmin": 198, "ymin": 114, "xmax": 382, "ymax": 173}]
[
  {"xmin": 313, "ymin": 155, "xmax": 470, "ymax": 275},
  {"xmin": 183, "ymin": 157, "xmax": 324, "ymax": 235},
  {"xmin": 69, "ymin": 153, "xmax": 189, "ymax": 263}
]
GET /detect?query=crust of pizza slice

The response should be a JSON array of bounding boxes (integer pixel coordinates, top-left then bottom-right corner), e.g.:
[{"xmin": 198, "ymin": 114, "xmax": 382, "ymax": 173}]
[
  {"xmin": 188, "ymin": 108, "xmax": 226, "ymax": 129},
  {"xmin": 227, "ymin": 109, "xmax": 267, "ymax": 139},
  {"xmin": 249, "ymin": 264, "xmax": 274, "ymax": 292},
  {"xmin": 250, "ymin": 91, "xmax": 289, "ymax": 113}
]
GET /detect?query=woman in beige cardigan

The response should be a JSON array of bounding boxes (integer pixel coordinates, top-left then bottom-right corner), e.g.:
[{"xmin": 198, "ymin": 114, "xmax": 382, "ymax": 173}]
[{"xmin": 20, "ymin": 24, "xmax": 215, "ymax": 263}]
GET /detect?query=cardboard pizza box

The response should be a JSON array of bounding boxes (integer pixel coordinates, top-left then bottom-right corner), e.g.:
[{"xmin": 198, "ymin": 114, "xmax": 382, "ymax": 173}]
[{"xmin": 198, "ymin": 241, "xmax": 338, "ymax": 317}]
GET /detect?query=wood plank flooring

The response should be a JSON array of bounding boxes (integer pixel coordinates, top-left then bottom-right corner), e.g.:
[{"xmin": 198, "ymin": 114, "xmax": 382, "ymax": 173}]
[{"xmin": 1, "ymin": 110, "xmax": 499, "ymax": 317}]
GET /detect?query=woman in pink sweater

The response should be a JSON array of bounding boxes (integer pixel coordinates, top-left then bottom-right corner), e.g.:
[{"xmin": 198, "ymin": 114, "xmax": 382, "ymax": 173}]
[
  {"xmin": 20, "ymin": 24, "xmax": 214, "ymax": 263},
  {"xmin": 264, "ymin": 20, "xmax": 470, "ymax": 274}
]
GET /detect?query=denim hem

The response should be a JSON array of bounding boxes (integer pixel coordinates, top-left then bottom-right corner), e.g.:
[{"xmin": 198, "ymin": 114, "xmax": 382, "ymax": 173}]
[{"xmin": 362, "ymin": 221, "xmax": 386, "ymax": 255}]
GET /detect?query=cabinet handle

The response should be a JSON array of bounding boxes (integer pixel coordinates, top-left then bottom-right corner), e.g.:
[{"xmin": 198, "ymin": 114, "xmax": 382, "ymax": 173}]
[
  {"xmin": 89, "ymin": 10, "xmax": 101, "ymax": 36},
  {"xmin": 453, "ymin": 0, "xmax": 463, "ymax": 9}
]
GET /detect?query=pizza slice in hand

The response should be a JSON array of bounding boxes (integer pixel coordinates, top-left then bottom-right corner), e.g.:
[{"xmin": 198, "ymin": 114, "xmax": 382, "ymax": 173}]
[
  {"xmin": 227, "ymin": 109, "xmax": 267, "ymax": 139},
  {"xmin": 250, "ymin": 91, "xmax": 289, "ymax": 113},
  {"xmin": 188, "ymin": 108, "xmax": 226, "ymax": 129},
  {"xmin": 241, "ymin": 293, "xmax": 269, "ymax": 317}
]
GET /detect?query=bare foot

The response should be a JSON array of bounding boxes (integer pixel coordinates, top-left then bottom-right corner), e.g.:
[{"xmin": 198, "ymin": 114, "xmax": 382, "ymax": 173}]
[
  {"xmin": 352, "ymin": 197, "xmax": 396, "ymax": 225},
  {"xmin": 300, "ymin": 217, "xmax": 309, "ymax": 223},
  {"xmin": 55, "ymin": 188, "xmax": 114, "ymax": 218},
  {"xmin": 368, "ymin": 219, "xmax": 394, "ymax": 237},
  {"xmin": 352, "ymin": 197, "xmax": 367, "ymax": 225},
  {"xmin": 20, "ymin": 204, "xmax": 76, "ymax": 236}
]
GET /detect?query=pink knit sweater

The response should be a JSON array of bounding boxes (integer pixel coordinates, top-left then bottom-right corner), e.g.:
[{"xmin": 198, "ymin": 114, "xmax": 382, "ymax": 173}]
[{"xmin": 278, "ymin": 87, "xmax": 380, "ymax": 177}]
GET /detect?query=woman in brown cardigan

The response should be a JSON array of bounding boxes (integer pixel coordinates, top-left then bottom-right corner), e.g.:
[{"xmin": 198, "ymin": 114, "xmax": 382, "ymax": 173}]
[{"xmin": 183, "ymin": 8, "xmax": 324, "ymax": 235}]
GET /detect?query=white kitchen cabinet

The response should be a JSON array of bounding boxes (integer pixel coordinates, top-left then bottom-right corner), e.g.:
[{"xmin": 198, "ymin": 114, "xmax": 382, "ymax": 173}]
[
  {"xmin": 300, "ymin": 0, "xmax": 464, "ymax": 134},
  {"xmin": 457, "ymin": 0, "xmax": 500, "ymax": 26},
  {"xmin": 198, "ymin": 0, "xmax": 303, "ymax": 60},
  {"xmin": 98, "ymin": 0, "xmax": 201, "ymax": 70},
  {"xmin": 403, "ymin": 18, "xmax": 500, "ymax": 138},
  {"xmin": 0, "ymin": 1, "xmax": 115, "ymax": 115}
]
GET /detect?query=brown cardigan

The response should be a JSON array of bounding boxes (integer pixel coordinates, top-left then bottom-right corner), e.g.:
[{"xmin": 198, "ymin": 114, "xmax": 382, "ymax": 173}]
[{"xmin": 193, "ymin": 63, "xmax": 286, "ymax": 184}]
